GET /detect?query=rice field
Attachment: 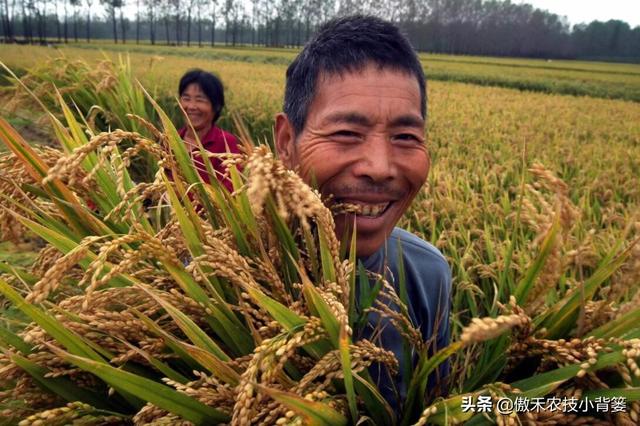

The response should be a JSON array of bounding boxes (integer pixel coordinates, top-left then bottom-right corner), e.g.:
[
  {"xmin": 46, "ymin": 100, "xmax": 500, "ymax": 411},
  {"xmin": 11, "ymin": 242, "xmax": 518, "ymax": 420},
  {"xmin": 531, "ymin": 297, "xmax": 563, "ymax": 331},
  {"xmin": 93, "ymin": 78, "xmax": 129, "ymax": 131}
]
[
  {"xmin": 0, "ymin": 43, "xmax": 639, "ymax": 425},
  {"xmin": 4, "ymin": 42, "xmax": 640, "ymax": 104}
]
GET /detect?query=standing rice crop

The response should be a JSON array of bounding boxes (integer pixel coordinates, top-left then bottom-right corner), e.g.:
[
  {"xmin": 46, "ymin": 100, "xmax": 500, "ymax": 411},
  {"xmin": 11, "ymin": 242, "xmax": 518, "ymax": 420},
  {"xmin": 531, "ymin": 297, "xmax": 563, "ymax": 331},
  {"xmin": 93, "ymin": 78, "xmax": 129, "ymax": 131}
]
[{"xmin": 0, "ymin": 59, "xmax": 639, "ymax": 425}]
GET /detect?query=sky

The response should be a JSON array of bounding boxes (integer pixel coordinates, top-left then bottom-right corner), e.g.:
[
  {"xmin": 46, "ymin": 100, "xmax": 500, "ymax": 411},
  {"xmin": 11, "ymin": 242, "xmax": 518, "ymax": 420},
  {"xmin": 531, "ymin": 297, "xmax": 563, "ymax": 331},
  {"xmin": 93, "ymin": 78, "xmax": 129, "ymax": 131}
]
[{"xmin": 521, "ymin": 0, "xmax": 640, "ymax": 27}]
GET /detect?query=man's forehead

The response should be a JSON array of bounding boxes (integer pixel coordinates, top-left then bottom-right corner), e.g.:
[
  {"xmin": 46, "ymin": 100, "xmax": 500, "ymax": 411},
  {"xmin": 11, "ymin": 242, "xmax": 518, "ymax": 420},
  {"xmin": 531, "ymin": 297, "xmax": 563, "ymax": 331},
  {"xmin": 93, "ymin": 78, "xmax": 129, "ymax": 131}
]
[
  {"xmin": 315, "ymin": 62, "xmax": 418, "ymax": 87},
  {"xmin": 308, "ymin": 65, "xmax": 423, "ymax": 123}
]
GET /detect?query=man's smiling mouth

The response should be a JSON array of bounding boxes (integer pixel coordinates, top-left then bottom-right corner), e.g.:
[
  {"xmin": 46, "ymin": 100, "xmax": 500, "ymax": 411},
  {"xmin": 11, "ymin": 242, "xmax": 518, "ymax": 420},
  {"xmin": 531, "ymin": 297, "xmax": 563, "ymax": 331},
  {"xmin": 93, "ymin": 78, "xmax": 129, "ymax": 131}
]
[{"xmin": 331, "ymin": 200, "xmax": 393, "ymax": 218}]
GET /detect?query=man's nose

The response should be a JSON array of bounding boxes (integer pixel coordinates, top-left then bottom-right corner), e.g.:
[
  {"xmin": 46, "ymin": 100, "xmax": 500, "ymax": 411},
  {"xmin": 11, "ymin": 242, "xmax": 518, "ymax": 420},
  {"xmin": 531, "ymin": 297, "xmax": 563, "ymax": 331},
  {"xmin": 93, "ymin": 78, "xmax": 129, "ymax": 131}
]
[{"xmin": 352, "ymin": 136, "xmax": 397, "ymax": 182}]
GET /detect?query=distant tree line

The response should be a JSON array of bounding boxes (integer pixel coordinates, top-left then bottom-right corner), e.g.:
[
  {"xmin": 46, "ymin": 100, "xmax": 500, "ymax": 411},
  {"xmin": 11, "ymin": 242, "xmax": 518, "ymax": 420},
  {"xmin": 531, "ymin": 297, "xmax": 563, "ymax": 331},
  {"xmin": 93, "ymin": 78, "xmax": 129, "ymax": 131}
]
[{"xmin": 1, "ymin": 0, "xmax": 639, "ymax": 61}]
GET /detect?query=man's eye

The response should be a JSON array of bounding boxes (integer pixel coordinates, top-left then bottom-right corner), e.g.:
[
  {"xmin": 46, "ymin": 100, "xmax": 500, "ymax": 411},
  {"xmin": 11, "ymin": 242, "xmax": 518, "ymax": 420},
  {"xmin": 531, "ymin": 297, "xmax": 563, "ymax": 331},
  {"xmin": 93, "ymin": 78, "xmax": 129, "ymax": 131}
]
[
  {"xmin": 394, "ymin": 133, "xmax": 422, "ymax": 144},
  {"xmin": 331, "ymin": 130, "xmax": 360, "ymax": 139}
]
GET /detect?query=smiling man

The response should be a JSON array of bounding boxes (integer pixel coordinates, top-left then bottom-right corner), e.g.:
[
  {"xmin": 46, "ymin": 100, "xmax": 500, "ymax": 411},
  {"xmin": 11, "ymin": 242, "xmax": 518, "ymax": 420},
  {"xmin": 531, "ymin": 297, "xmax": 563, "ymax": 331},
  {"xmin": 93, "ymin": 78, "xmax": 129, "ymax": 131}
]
[{"xmin": 275, "ymin": 16, "xmax": 452, "ymax": 412}]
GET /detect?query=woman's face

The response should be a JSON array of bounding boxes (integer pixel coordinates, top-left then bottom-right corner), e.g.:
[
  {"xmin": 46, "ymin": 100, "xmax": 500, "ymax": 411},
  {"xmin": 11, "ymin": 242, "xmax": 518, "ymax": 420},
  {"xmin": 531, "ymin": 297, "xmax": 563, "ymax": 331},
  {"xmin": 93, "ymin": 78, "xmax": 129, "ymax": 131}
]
[{"xmin": 179, "ymin": 83, "xmax": 215, "ymax": 131}]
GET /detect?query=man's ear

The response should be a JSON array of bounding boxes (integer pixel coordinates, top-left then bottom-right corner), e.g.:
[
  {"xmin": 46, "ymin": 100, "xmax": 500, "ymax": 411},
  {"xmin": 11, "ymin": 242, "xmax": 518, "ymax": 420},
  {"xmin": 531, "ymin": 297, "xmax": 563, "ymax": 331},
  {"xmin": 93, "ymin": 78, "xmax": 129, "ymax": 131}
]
[{"xmin": 274, "ymin": 113, "xmax": 296, "ymax": 169}]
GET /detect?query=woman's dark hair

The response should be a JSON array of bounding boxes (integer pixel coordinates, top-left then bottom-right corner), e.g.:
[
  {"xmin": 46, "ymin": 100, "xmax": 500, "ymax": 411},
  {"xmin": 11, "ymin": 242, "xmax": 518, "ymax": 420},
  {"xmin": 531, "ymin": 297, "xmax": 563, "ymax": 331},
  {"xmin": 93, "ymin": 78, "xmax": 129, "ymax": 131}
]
[{"xmin": 178, "ymin": 69, "xmax": 225, "ymax": 124}]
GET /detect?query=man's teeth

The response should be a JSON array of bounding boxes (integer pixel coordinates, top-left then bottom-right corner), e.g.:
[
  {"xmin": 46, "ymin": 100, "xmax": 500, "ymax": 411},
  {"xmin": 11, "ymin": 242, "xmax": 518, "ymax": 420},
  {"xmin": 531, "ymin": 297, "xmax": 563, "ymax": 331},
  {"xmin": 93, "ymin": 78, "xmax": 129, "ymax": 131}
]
[
  {"xmin": 360, "ymin": 203, "xmax": 388, "ymax": 216},
  {"xmin": 335, "ymin": 202, "xmax": 389, "ymax": 217}
]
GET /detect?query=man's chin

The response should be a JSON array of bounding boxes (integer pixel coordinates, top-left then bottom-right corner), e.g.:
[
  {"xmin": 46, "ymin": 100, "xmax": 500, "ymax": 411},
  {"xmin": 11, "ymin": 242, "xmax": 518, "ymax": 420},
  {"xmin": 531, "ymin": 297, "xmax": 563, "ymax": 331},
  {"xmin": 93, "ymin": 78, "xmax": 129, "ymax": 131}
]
[{"xmin": 334, "ymin": 216, "xmax": 390, "ymax": 259}]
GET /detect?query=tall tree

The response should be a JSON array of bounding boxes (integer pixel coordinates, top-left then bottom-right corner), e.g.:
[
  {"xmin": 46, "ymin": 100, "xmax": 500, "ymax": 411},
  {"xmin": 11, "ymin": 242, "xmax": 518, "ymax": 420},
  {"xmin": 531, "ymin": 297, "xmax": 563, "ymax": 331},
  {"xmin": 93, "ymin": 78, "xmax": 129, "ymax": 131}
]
[
  {"xmin": 119, "ymin": 0, "xmax": 127, "ymax": 43},
  {"xmin": 262, "ymin": 0, "xmax": 271, "ymax": 45},
  {"xmin": 223, "ymin": 0, "xmax": 231, "ymax": 44},
  {"xmin": 71, "ymin": 0, "xmax": 79, "ymax": 42},
  {"xmin": 31, "ymin": 0, "xmax": 45, "ymax": 43},
  {"xmin": 210, "ymin": 0, "xmax": 216, "ymax": 46},
  {"xmin": 1, "ymin": 0, "xmax": 630, "ymax": 60},
  {"xmin": 222, "ymin": 0, "xmax": 241, "ymax": 45},
  {"xmin": 144, "ymin": 0, "xmax": 156, "ymax": 44},
  {"xmin": 186, "ymin": 0, "xmax": 195, "ymax": 45},
  {"xmin": 54, "ymin": 0, "xmax": 61, "ymax": 41},
  {"xmin": 230, "ymin": 0, "xmax": 239, "ymax": 45},
  {"xmin": 20, "ymin": 0, "xmax": 29, "ymax": 42},
  {"xmin": 84, "ymin": 0, "xmax": 92, "ymax": 42},
  {"xmin": 0, "ymin": 0, "xmax": 16, "ymax": 41},
  {"xmin": 100, "ymin": 0, "xmax": 123, "ymax": 43},
  {"xmin": 281, "ymin": 0, "xmax": 292, "ymax": 46},
  {"xmin": 250, "ymin": 0, "xmax": 257, "ymax": 45},
  {"xmin": 159, "ymin": 0, "xmax": 171, "ymax": 44},
  {"xmin": 63, "ymin": 0, "xmax": 68, "ymax": 43},
  {"xmin": 173, "ymin": 0, "xmax": 181, "ymax": 45},
  {"xmin": 196, "ymin": 0, "xmax": 203, "ymax": 46},
  {"xmin": 135, "ymin": 0, "xmax": 140, "ymax": 43}
]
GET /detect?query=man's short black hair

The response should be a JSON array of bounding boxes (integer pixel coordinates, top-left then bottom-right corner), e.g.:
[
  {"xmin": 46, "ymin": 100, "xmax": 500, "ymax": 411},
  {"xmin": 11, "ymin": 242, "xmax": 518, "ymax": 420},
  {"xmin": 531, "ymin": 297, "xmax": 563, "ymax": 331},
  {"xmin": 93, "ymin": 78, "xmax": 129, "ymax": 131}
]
[
  {"xmin": 178, "ymin": 69, "xmax": 225, "ymax": 124},
  {"xmin": 284, "ymin": 15, "xmax": 426, "ymax": 135}
]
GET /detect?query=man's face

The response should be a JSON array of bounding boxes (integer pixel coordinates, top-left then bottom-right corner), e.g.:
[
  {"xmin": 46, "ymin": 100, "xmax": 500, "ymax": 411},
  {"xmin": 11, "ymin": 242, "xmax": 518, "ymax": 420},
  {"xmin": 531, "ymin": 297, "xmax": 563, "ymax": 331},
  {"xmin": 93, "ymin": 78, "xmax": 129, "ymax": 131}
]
[{"xmin": 275, "ymin": 64, "xmax": 429, "ymax": 257}]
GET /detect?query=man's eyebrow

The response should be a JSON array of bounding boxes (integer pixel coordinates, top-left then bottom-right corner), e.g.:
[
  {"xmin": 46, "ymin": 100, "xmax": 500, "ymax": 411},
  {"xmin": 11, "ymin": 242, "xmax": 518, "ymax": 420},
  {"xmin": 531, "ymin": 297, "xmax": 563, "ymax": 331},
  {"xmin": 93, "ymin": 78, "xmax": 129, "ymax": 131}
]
[
  {"xmin": 389, "ymin": 114, "xmax": 425, "ymax": 128},
  {"xmin": 322, "ymin": 112, "xmax": 372, "ymax": 127}
]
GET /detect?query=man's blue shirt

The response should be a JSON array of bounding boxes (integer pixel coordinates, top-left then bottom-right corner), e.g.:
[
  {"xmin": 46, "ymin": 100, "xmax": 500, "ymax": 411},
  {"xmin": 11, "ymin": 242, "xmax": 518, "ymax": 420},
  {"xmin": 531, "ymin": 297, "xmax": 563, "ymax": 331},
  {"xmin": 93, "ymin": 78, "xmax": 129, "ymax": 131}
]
[{"xmin": 357, "ymin": 227, "xmax": 452, "ymax": 412}]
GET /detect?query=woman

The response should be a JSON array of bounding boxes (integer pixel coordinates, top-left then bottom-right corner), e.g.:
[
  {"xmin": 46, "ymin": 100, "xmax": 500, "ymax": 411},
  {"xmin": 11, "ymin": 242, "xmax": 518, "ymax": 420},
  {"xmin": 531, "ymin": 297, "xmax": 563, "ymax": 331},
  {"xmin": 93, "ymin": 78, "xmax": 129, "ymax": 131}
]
[{"xmin": 177, "ymin": 69, "xmax": 240, "ymax": 192}]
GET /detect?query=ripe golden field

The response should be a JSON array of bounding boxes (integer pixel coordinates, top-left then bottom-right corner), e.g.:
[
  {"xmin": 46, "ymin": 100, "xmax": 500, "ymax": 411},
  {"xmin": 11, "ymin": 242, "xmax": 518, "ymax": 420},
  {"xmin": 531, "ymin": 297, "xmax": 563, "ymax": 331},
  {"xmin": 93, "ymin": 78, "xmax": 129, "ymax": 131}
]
[{"xmin": 0, "ymin": 43, "xmax": 639, "ymax": 424}]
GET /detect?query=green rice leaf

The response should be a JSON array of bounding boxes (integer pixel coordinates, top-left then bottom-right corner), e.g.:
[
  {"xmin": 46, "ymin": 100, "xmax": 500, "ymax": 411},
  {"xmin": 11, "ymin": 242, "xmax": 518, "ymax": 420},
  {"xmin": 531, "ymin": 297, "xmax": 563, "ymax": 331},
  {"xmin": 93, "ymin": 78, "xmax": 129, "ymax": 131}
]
[
  {"xmin": 229, "ymin": 164, "xmax": 260, "ymax": 240},
  {"xmin": 589, "ymin": 307, "xmax": 640, "ymax": 339},
  {"xmin": 354, "ymin": 262, "xmax": 382, "ymax": 332},
  {"xmin": 182, "ymin": 344, "xmax": 241, "ymax": 386},
  {"xmin": 0, "ymin": 278, "xmax": 104, "ymax": 361},
  {"xmin": 54, "ymin": 91, "xmax": 120, "ymax": 207},
  {"xmin": 13, "ymin": 214, "xmax": 133, "ymax": 288},
  {"xmin": 120, "ymin": 341, "xmax": 190, "ymax": 385},
  {"xmin": 160, "ymin": 260, "xmax": 253, "ymax": 355},
  {"xmin": 402, "ymin": 342, "xmax": 463, "ymax": 425},
  {"xmin": 353, "ymin": 372, "xmax": 395, "ymax": 425},
  {"xmin": 130, "ymin": 313, "xmax": 239, "ymax": 386},
  {"xmin": 56, "ymin": 350, "xmax": 230, "ymax": 424},
  {"xmin": 582, "ymin": 388, "xmax": 640, "ymax": 401},
  {"xmin": 339, "ymin": 322, "xmax": 357, "ymax": 423},
  {"xmin": 0, "ymin": 325, "xmax": 33, "ymax": 354},
  {"xmin": 136, "ymin": 285, "xmax": 230, "ymax": 361},
  {"xmin": 258, "ymin": 385, "xmax": 348, "ymax": 426},
  {"xmin": 245, "ymin": 286, "xmax": 305, "ymax": 330},
  {"xmin": 317, "ymin": 226, "xmax": 336, "ymax": 283},
  {"xmin": 519, "ymin": 380, "xmax": 569, "ymax": 398},
  {"xmin": 419, "ymin": 394, "xmax": 477, "ymax": 425},
  {"xmin": 301, "ymin": 279, "xmax": 340, "ymax": 347},
  {"xmin": 11, "ymin": 353, "xmax": 116, "ymax": 410},
  {"xmin": 265, "ymin": 197, "xmax": 300, "ymax": 285},
  {"xmin": 163, "ymin": 174, "xmax": 206, "ymax": 257},
  {"xmin": 244, "ymin": 286, "xmax": 331, "ymax": 359},
  {"xmin": 347, "ymin": 224, "xmax": 358, "ymax": 330},
  {"xmin": 541, "ymin": 238, "xmax": 638, "ymax": 338},
  {"xmin": 133, "ymin": 310, "xmax": 204, "ymax": 372},
  {"xmin": 513, "ymin": 213, "xmax": 560, "ymax": 304},
  {"xmin": 0, "ymin": 261, "xmax": 38, "ymax": 285},
  {"xmin": 511, "ymin": 350, "xmax": 624, "ymax": 390},
  {"xmin": 0, "ymin": 117, "xmax": 96, "ymax": 235},
  {"xmin": 207, "ymin": 183, "xmax": 252, "ymax": 255}
]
